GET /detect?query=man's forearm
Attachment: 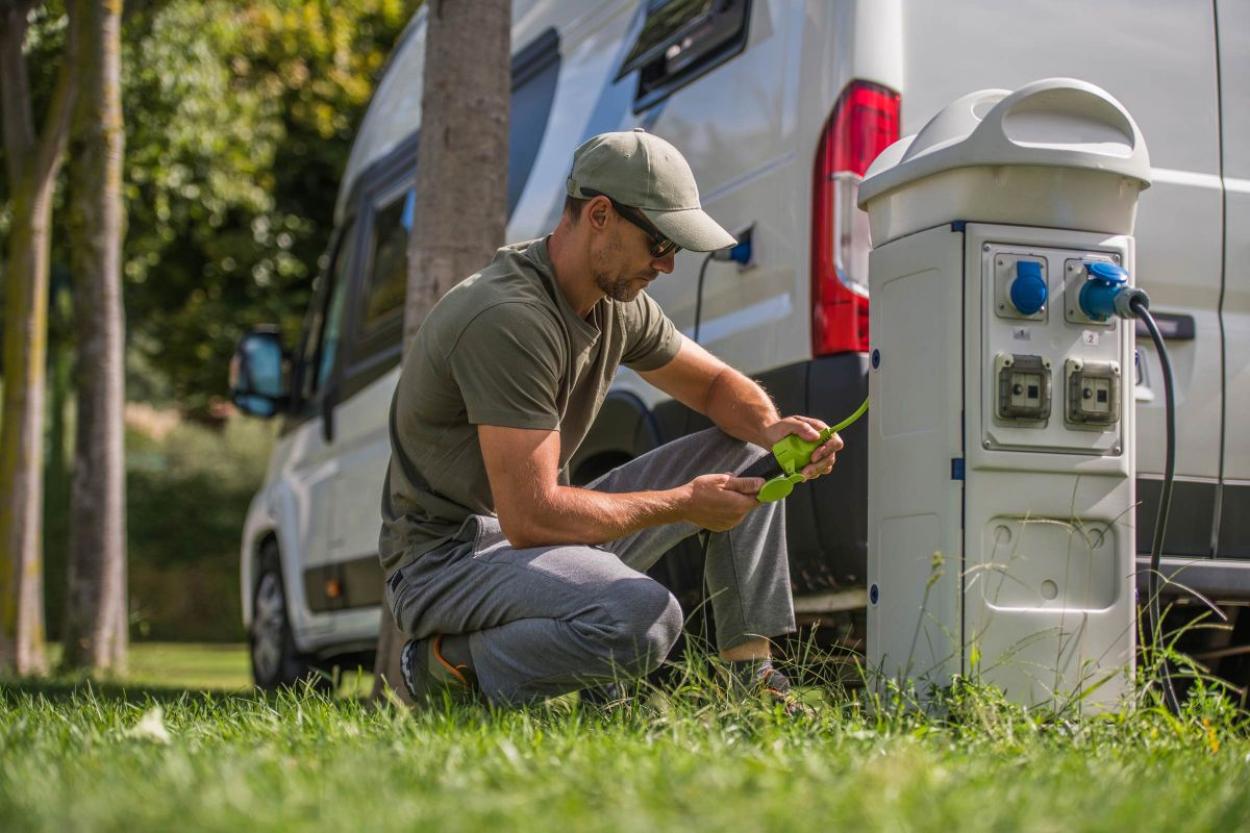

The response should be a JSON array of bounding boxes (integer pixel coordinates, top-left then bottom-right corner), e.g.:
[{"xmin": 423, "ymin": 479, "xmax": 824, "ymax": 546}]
[
  {"xmin": 701, "ymin": 367, "xmax": 779, "ymax": 448},
  {"xmin": 507, "ymin": 483, "xmax": 690, "ymax": 548}
]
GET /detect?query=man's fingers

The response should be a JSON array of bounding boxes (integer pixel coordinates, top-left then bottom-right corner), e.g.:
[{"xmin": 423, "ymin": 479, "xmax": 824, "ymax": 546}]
[
  {"xmin": 801, "ymin": 463, "xmax": 832, "ymax": 479},
  {"xmin": 781, "ymin": 416, "xmax": 822, "ymax": 440},
  {"xmin": 725, "ymin": 476, "xmax": 764, "ymax": 495},
  {"xmin": 802, "ymin": 452, "xmax": 837, "ymax": 480},
  {"xmin": 812, "ymin": 432, "xmax": 844, "ymax": 460}
]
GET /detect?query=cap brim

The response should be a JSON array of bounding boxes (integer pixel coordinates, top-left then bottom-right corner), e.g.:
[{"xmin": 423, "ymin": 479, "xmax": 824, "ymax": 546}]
[{"xmin": 641, "ymin": 206, "xmax": 736, "ymax": 253}]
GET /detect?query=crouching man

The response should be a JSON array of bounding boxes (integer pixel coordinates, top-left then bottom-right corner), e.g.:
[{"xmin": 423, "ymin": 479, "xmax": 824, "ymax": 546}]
[{"xmin": 379, "ymin": 129, "xmax": 842, "ymax": 708}]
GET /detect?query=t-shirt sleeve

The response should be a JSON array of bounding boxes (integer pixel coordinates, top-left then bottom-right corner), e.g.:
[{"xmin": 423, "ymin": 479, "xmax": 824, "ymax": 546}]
[
  {"xmin": 446, "ymin": 303, "xmax": 564, "ymax": 430},
  {"xmin": 621, "ymin": 290, "xmax": 682, "ymax": 371}
]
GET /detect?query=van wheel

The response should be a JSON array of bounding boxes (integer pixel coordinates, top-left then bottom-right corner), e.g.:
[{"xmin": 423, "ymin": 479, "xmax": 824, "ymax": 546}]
[{"xmin": 251, "ymin": 541, "xmax": 330, "ymax": 692}]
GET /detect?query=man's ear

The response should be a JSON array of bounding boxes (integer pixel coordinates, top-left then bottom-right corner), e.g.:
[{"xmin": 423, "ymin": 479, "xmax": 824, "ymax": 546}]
[{"xmin": 586, "ymin": 195, "xmax": 612, "ymax": 231}]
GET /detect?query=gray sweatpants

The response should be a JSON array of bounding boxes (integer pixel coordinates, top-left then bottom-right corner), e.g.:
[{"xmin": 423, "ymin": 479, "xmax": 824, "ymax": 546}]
[{"xmin": 384, "ymin": 428, "xmax": 796, "ymax": 705}]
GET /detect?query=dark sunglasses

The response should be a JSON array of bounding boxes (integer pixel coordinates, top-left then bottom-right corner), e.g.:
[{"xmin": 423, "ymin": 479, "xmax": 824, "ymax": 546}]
[{"xmin": 582, "ymin": 190, "xmax": 681, "ymax": 259}]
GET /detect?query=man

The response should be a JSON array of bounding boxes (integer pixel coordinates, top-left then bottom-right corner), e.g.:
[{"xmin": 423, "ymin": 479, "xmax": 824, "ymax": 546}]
[{"xmin": 379, "ymin": 129, "xmax": 842, "ymax": 708}]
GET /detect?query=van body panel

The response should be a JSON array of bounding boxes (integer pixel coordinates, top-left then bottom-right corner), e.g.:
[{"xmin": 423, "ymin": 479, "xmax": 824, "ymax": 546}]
[
  {"xmin": 848, "ymin": 0, "xmax": 901, "ymax": 92},
  {"xmin": 646, "ymin": 0, "xmax": 815, "ymax": 380},
  {"xmin": 1132, "ymin": 175, "xmax": 1223, "ymax": 483},
  {"xmin": 505, "ymin": 3, "xmax": 640, "ymax": 241},
  {"xmin": 330, "ymin": 368, "xmax": 398, "ymax": 580},
  {"xmin": 1217, "ymin": 0, "xmax": 1249, "ymax": 491},
  {"xmin": 240, "ymin": 428, "xmax": 333, "ymax": 643}
]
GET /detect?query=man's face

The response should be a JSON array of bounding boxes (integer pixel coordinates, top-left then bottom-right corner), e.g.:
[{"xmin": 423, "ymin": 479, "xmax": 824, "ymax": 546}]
[{"xmin": 589, "ymin": 206, "xmax": 677, "ymax": 303}]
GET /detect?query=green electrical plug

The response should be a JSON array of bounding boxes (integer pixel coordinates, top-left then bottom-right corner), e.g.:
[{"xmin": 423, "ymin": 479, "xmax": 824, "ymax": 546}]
[{"xmin": 757, "ymin": 397, "xmax": 869, "ymax": 503}]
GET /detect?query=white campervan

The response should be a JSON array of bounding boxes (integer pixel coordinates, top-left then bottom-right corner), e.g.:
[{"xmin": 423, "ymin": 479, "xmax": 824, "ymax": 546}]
[{"xmin": 230, "ymin": 0, "xmax": 1249, "ymax": 690}]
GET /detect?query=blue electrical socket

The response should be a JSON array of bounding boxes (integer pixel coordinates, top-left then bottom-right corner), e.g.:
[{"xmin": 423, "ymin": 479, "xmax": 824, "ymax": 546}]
[{"xmin": 714, "ymin": 225, "xmax": 754, "ymax": 266}]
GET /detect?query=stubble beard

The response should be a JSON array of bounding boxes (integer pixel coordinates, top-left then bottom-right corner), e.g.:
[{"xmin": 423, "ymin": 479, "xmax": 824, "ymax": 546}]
[
  {"xmin": 594, "ymin": 270, "xmax": 644, "ymax": 302},
  {"xmin": 592, "ymin": 236, "xmax": 654, "ymax": 303}
]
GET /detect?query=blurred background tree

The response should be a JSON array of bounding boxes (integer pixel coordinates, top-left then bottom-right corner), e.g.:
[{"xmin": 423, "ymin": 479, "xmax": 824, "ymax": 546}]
[
  {"xmin": 121, "ymin": 0, "xmax": 415, "ymax": 413},
  {"xmin": 0, "ymin": 0, "xmax": 79, "ymax": 675},
  {"xmin": 4, "ymin": 0, "xmax": 415, "ymax": 410},
  {"xmin": 0, "ymin": 0, "xmax": 417, "ymax": 646}
]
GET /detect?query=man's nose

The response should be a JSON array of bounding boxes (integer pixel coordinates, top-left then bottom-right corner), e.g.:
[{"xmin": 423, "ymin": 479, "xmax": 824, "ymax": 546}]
[{"xmin": 652, "ymin": 252, "xmax": 677, "ymax": 274}]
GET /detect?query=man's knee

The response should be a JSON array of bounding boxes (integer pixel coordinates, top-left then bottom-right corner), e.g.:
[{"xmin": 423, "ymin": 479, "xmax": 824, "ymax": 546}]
[{"xmin": 599, "ymin": 578, "xmax": 682, "ymax": 676}]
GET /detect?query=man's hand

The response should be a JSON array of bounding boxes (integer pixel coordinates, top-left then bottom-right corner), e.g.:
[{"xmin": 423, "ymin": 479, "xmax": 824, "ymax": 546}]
[
  {"xmin": 683, "ymin": 474, "xmax": 764, "ymax": 531},
  {"xmin": 762, "ymin": 416, "xmax": 845, "ymax": 480}
]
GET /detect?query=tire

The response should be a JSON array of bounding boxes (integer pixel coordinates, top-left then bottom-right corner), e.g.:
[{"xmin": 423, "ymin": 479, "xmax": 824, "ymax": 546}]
[{"xmin": 250, "ymin": 540, "xmax": 331, "ymax": 692}]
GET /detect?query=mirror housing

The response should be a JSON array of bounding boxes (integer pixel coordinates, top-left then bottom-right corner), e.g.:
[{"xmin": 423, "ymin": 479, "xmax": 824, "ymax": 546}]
[{"xmin": 230, "ymin": 326, "xmax": 290, "ymax": 418}]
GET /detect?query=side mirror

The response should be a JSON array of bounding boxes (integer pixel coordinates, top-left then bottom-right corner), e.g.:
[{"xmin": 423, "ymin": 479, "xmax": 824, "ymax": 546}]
[{"xmin": 230, "ymin": 326, "xmax": 290, "ymax": 418}]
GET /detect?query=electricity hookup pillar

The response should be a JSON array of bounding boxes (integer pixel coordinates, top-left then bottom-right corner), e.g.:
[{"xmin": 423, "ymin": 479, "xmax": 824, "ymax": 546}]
[{"xmin": 857, "ymin": 78, "xmax": 1152, "ymax": 709}]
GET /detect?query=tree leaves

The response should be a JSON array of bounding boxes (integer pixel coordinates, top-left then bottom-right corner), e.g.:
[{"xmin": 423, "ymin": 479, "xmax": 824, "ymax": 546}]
[
  {"xmin": 117, "ymin": 0, "xmax": 415, "ymax": 413},
  {"xmin": 0, "ymin": 0, "xmax": 416, "ymax": 413}
]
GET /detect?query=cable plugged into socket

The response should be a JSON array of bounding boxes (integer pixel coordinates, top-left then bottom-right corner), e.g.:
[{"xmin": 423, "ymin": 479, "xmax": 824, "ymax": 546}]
[
  {"xmin": 710, "ymin": 224, "xmax": 754, "ymax": 266},
  {"xmin": 694, "ymin": 225, "xmax": 756, "ymax": 345}
]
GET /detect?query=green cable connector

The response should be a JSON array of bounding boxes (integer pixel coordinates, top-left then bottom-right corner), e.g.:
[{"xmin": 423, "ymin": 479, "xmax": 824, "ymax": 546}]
[{"xmin": 757, "ymin": 397, "xmax": 870, "ymax": 503}]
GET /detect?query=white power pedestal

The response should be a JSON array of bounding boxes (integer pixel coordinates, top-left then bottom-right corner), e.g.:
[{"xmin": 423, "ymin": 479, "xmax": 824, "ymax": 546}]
[{"xmin": 858, "ymin": 79, "xmax": 1153, "ymax": 708}]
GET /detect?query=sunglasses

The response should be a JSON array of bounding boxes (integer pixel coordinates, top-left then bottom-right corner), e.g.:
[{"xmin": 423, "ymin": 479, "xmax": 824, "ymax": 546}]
[{"xmin": 582, "ymin": 190, "xmax": 681, "ymax": 259}]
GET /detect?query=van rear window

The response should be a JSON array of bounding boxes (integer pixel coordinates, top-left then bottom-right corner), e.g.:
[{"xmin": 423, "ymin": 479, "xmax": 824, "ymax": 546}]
[{"xmin": 616, "ymin": 0, "xmax": 752, "ymax": 110}]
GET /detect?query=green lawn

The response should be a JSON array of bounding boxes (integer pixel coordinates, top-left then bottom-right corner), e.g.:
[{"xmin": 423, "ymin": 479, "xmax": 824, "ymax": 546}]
[
  {"xmin": 2, "ymin": 643, "xmax": 1249, "ymax": 832},
  {"xmin": 40, "ymin": 641, "xmax": 252, "ymax": 690},
  {"xmin": 43, "ymin": 641, "xmax": 373, "ymax": 696},
  {"xmin": 109, "ymin": 641, "xmax": 253, "ymax": 690}
]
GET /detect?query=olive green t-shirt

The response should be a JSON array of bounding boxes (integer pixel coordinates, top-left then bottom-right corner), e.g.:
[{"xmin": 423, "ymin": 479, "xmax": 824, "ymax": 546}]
[{"xmin": 378, "ymin": 237, "xmax": 682, "ymax": 573}]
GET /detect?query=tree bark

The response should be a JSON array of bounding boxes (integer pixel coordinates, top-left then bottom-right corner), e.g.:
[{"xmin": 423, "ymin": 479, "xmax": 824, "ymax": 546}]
[
  {"xmin": 61, "ymin": 0, "xmax": 128, "ymax": 674},
  {"xmin": 373, "ymin": 0, "xmax": 511, "ymax": 701},
  {"xmin": 0, "ymin": 0, "xmax": 79, "ymax": 676}
]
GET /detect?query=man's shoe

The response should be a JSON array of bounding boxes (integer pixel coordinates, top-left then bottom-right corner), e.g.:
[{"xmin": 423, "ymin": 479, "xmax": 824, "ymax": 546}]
[
  {"xmin": 725, "ymin": 659, "xmax": 810, "ymax": 718},
  {"xmin": 399, "ymin": 635, "xmax": 476, "ymax": 705}
]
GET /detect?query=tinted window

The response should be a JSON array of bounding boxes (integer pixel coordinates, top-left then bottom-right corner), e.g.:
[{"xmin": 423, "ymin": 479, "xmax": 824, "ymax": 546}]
[
  {"xmin": 361, "ymin": 189, "xmax": 414, "ymax": 330},
  {"xmin": 317, "ymin": 265, "xmax": 350, "ymax": 391},
  {"xmin": 616, "ymin": 0, "xmax": 751, "ymax": 110},
  {"xmin": 299, "ymin": 217, "xmax": 356, "ymax": 403},
  {"xmin": 508, "ymin": 29, "xmax": 561, "ymax": 215}
]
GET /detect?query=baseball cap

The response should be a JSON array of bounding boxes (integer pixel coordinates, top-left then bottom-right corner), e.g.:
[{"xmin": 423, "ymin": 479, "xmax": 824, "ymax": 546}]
[{"xmin": 565, "ymin": 128, "xmax": 736, "ymax": 253}]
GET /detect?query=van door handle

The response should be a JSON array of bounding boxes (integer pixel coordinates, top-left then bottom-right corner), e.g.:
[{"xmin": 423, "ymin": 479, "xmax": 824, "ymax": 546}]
[{"xmin": 1134, "ymin": 312, "xmax": 1194, "ymax": 340}]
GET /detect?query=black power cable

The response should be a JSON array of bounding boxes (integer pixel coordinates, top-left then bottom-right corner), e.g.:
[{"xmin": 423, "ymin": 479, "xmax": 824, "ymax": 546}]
[
  {"xmin": 692, "ymin": 250, "xmax": 716, "ymax": 345},
  {"xmin": 1130, "ymin": 295, "xmax": 1182, "ymax": 714}
]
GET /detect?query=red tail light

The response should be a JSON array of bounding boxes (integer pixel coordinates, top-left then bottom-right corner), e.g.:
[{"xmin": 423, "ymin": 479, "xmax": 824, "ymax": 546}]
[{"xmin": 812, "ymin": 80, "xmax": 900, "ymax": 356}]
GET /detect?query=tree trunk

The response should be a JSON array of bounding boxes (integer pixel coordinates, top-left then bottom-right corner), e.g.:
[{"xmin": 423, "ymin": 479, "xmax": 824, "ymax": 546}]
[
  {"xmin": 373, "ymin": 0, "xmax": 511, "ymax": 701},
  {"xmin": 0, "ymin": 0, "xmax": 79, "ymax": 676},
  {"xmin": 61, "ymin": 0, "xmax": 128, "ymax": 674}
]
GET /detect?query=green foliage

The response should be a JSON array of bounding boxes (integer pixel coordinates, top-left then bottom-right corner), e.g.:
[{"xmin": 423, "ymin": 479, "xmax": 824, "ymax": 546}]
[
  {"xmin": 1, "ymin": 641, "xmax": 1249, "ymax": 833},
  {"xmin": 1, "ymin": 0, "xmax": 417, "ymax": 410},
  {"xmin": 124, "ymin": 416, "xmax": 274, "ymax": 641},
  {"xmin": 118, "ymin": 0, "xmax": 416, "ymax": 412},
  {"xmin": 44, "ymin": 414, "xmax": 275, "ymax": 642}
]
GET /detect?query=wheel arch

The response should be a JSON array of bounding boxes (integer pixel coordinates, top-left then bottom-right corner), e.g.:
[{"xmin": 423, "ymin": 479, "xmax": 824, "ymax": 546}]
[{"xmin": 242, "ymin": 529, "xmax": 280, "ymax": 629}]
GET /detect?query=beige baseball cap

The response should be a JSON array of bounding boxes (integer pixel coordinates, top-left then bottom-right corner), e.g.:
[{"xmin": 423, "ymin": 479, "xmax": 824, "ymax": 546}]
[{"xmin": 565, "ymin": 128, "xmax": 736, "ymax": 253}]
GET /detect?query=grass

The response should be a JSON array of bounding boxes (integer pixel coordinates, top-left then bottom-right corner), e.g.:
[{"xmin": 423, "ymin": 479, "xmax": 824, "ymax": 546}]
[
  {"xmin": 3, "ymin": 643, "xmax": 1250, "ymax": 832},
  {"xmin": 86, "ymin": 642, "xmax": 252, "ymax": 691}
]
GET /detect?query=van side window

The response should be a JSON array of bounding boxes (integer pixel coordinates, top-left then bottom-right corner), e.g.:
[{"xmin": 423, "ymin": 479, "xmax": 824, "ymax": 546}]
[
  {"xmin": 298, "ymin": 217, "xmax": 356, "ymax": 404},
  {"xmin": 508, "ymin": 28, "xmax": 561, "ymax": 215},
  {"xmin": 616, "ymin": 0, "xmax": 752, "ymax": 110},
  {"xmin": 361, "ymin": 189, "xmax": 414, "ymax": 330}
]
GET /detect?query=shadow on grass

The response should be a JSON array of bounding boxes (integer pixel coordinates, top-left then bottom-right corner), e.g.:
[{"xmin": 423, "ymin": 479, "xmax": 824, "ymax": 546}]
[
  {"xmin": 0, "ymin": 676, "xmax": 277, "ymax": 707},
  {"xmin": 0, "ymin": 675, "xmax": 379, "ymax": 711}
]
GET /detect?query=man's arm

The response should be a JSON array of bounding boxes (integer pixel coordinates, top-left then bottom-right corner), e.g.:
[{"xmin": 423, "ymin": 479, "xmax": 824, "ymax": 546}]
[
  {"xmin": 638, "ymin": 336, "xmax": 843, "ymax": 479},
  {"xmin": 479, "ymin": 424, "xmax": 762, "ymax": 548},
  {"xmin": 638, "ymin": 336, "xmax": 779, "ymax": 448}
]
